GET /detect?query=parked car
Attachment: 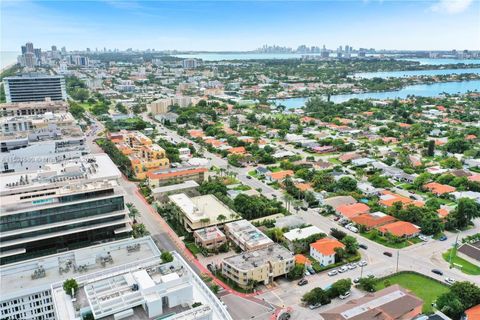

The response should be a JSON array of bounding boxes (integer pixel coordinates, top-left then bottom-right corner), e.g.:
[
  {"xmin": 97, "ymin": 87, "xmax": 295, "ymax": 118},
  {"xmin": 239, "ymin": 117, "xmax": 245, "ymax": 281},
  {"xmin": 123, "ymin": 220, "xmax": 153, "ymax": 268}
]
[
  {"xmin": 328, "ymin": 270, "xmax": 338, "ymax": 276},
  {"xmin": 445, "ymin": 277, "xmax": 456, "ymax": 285},
  {"xmin": 307, "ymin": 265, "xmax": 315, "ymax": 274},
  {"xmin": 432, "ymin": 269, "xmax": 443, "ymax": 276},
  {"xmin": 298, "ymin": 278, "xmax": 308, "ymax": 286},
  {"xmin": 347, "ymin": 263, "xmax": 357, "ymax": 270},
  {"xmin": 353, "ymin": 277, "xmax": 360, "ymax": 284},
  {"xmin": 439, "ymin": 235, "xmax": 447, "ymax": 241},
  {"xmin": 383, "ymin": 251, "xmax": 393, "ymax": 257},
  {"xmin": 347, "ymin": 225, "xmax": 359, "ymax": 233},
  {"xmin": 359, "ymin": 244, "xmax": 368, "ymax": 250},
  {"xmin": 339, "ymin": 291, "xmax": 351, "ymax": 299},
  {"xmin": 419, "ymin": 235, "xmax": 429, "ymax": 242},
  {"xmin": 338, "ymin": 266, "xmax": 348, "ymax": 273},
  {"xmin": 246, "ymin": 175, "xmax": 252, "ymax": 179},
  {"xmin": 358, "ymin": 260, "xmax": 367, "ymax": 267},
  {"xmin": 333, "ymin": 216, "xmax": 340, "ymax": 221},
  {"xmin": 308, "ymin": 303, "xmax": 322, "ymax": 310}
]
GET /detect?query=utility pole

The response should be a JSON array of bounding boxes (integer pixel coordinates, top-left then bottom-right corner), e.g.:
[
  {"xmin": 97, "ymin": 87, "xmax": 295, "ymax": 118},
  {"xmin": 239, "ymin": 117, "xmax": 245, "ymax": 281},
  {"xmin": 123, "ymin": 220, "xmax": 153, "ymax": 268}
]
[
  {"xmin": 360, "ymin": 265, "xmax": 364, "ymax": 278},
  {"xmin": 449, "ymin": 230, "xmax": 460, "ymax": 269},
  {"xmin": 396, "ymin": 250, "xmax": 400, "ymax": 273}
]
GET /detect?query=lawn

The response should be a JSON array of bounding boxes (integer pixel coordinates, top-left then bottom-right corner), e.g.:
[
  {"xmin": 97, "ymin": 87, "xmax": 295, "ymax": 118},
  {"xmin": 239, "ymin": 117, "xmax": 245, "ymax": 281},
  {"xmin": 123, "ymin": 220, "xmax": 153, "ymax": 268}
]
[
  {"xmin": 442, "ymin": 248, "xmax": 480, "ymax": 275},
  {"xmin": 360, "ymin": 230, "xmax": 411, "ymax": 249},
  {"xmin": 375, "ymin": 272, "xmax": 449, "ymax": 314},
  {"xmin": 185, "ymin": 242, "xmax": 201, "ymax": 257},
  {"xmin": 328, "ymin": 157, "xmax": 341, "ymax": 165}
]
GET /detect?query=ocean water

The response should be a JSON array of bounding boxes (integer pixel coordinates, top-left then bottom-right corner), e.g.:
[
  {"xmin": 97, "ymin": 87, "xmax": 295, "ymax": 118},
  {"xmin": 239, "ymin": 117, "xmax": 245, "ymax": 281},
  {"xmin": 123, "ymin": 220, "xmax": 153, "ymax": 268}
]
[
  {"xmin": 1, "ymin": 51, "xmax": 20, "ymax": 70},
  {"xmin": 272, "ymin": 79, "xmax": 480, "ymax": 107},
  {"xmin": 174, "ymin": 52, "xmax": 480, "ymax": 65},
  {"xmin": 355, "ymin": 68, "xmax": 480, "ymax": 79}
]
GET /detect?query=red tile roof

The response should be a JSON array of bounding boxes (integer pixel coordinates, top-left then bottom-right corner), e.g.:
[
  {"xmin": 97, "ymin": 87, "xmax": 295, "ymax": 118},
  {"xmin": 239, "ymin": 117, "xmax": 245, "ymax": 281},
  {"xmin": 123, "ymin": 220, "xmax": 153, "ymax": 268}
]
[
  {"xmin": 268, "ymin": 170, "xmax": 294, "ymax": 181},
  {"xmin": 378, "ymin": 221, "xmax": 420, "ymax": 237},
  {"xmin": 351, "ymin": 213, "xmax": 396, "ymax": 228},
  {"xmin": 147, "ymin": 167, "xmax": 207, "ymax": 180},
  {"xmin": 310, "ymin": 238, "xmax": 345, "ymax": 256},
  {"xmin": 465, "ymin": 304, "xmax": 480, "ymax": 320},
  {"xmin": 336, "ymin": 203, "xmax": 370, "ymax": 219},
  {"xmin": 295, "ymin": 254, "xmax": 311, "ymax": 265},
  {"xmin": 424, "ymin": 182, "xmax": 456, "ymax": 195}
]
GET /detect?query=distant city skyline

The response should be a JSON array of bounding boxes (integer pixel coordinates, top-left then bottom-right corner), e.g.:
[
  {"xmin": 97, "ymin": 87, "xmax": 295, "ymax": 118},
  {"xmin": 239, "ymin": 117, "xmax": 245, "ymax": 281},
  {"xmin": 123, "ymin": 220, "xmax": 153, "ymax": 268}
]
[{"xmin": 1, "ymin": 0, "xmax": 479, "ymax": 51}]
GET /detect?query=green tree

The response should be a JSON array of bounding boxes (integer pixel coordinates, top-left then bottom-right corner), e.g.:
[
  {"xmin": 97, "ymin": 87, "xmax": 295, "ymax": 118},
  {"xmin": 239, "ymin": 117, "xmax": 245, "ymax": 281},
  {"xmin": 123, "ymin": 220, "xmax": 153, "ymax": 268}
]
[
  {"xmin": 336, "ymin": 176, "xmax": 357, "ymax": 192},
  {"xmin": 436, "ymin": 292, "xmax": 465, "ymax": 320},
  {"xmin": 328, "ymin": 278, "xmax": 352, "ymax": 298},
  {"xmin": 132, "ymin": 223, "xmax": 150, "ymax": 238},
  {"xmin": 447, "ymin": 198, "xmax": 480, "ymax": 229},
  {"xmin": 288, "ymin": 263, "xmax": 305, "ymax": 280},
  {"xmin": 341, "ymin": 235, "xmax": 359, "ymax": 254},
  {"xmin": 161, "ymin": 251, "xmax": 174, "ymax": 263},
  {"xmin": 63, "ymin": 279, "xmax": 78, "ymax": 296},
  {"xmin": 302, "ymin": 287, "xmax": 331, "ymax": 305},
  {"xmin": 450, "ymin": 281, "xmax": 480, "ymax": 310},
  {"xmin": 427, "ymin": 140, "xmax": 435, "ymax": 157},
  {"xmin": 359, "ymin": 275, "xmax": 376, "ymax": 292}
]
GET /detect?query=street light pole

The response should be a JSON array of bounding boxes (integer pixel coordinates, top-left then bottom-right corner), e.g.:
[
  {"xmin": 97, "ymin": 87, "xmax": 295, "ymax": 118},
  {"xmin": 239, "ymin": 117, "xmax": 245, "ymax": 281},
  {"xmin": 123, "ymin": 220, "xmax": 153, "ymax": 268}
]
[{"xmin": 396, "ymin": 250, "xmax": 399, "ymax": 273}]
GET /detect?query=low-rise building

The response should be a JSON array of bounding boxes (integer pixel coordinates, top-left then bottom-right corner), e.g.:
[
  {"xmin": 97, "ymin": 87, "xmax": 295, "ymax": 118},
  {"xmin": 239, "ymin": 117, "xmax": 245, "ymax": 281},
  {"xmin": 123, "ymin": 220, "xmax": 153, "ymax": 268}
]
[
  {"xmin": 224, "ymin": 219, "xmax": 273, "ymax": 251},
  {"xmin": 266, "ymin": 170, "xmax": 294, "ymax": 182},
  {"xmin": 147, "ymin": 167, "xmax": 208, "ymax": 187},
  {"xmin": 193, "ymin": 226, "xmax": 227, "ymax": 250},
  {"xmin": 152, "ymin": 180, "xmax": 199, "ymax": 202},
  {"xmin": 310, "ymin": 238, "xmax": 345, "ymax": 267},
  {"xmin": 283, "ymin": 226, "xmax": 324, "ymax": 251},
  {"xmin": 109, "ymin": 130, "xmax": 170, "ymax": 179},
  {"xmin": 336, "ymin": 203, "xmax": 370, "ymax": 219},
  {"xmin": 350, "ymin": 212, "xmax": 396, "ymax": 230},
  {"xmin": 378, "ymin": 221, "xmax": 421, "ymax": 238},
  {"xmin": 320, "ymin": 284, "xmax": 423, "ymax": 320},
  {"xmin": 169, "ymin": 194, "xmax": 239, "ymax": 231},
  {"xmin": 221, "ymin": 244, "xmax": 294, "ymax": 289}
]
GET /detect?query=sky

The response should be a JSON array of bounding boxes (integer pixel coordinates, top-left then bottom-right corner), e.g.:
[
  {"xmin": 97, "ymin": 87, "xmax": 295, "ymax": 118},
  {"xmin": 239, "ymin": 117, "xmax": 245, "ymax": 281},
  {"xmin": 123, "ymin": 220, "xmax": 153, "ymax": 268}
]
[{"xmin": 1, "ymin": 0, "xmax": 479, "ymax": 52}]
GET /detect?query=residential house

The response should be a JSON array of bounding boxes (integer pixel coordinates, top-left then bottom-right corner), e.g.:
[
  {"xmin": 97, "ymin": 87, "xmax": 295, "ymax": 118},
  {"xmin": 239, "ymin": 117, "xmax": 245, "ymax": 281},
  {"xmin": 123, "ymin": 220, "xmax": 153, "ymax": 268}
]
[
  {"xmin": 350, "ymin": 212, "xmax": 396, "ymax": 230},
  {"xmin": 310, "ymin": 238, "xmax": 345, "ymax": 267},
  {"xmin": 378, "ymin": 221, "xmax": 421, "ymax": 238}
]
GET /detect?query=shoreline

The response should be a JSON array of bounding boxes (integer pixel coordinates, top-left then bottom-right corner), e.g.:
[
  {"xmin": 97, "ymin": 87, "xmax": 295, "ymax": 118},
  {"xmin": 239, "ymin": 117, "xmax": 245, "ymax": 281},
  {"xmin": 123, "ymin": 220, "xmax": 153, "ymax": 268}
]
[{"xmin": 1, "ymin": 62, "xmax": 17, "ymax": 74}]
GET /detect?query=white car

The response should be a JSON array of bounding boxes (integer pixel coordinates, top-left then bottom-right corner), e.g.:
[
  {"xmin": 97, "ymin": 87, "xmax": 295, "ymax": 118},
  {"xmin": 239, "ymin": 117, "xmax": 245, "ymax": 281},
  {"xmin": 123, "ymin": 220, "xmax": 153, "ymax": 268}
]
[
  {"xmin": 419, "ymin": 235, "xmax": 429, "ymax": 242},
  {"xmin": 328, "ymin": 270, "xmax": 338, "ymax": 276},
  {"xmin": 358, "ymin": 260, "xmax": 368, "ymax": 267},
  {"xmin": 445, "ymin": 277, "xmax": 456, "ymax": 285},
  {"xmin": 338, "ymin": 266, "xmax": 348, "ymax": 273},
  {"xmin": 339, "ymin": 291, "xmax": 351, "ymax": 299},
  {"xmin": 347, "ymin": 263, "xmax": 357, "ymax": 270}
]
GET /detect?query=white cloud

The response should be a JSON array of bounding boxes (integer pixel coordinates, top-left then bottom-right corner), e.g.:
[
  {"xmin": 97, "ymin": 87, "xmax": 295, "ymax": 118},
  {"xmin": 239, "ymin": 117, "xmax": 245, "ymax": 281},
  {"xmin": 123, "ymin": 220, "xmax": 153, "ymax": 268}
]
[{"xmin": 430, "ymin": 0, "xmax": 474, "ymax": 14}]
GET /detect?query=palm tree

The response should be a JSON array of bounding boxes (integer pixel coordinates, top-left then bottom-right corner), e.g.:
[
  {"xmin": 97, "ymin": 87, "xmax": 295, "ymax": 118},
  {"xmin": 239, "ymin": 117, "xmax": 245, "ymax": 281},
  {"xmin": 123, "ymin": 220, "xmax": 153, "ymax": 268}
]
[{"xmin": 217, "ymin": 214, "xmax": 227, "ymax": 224}]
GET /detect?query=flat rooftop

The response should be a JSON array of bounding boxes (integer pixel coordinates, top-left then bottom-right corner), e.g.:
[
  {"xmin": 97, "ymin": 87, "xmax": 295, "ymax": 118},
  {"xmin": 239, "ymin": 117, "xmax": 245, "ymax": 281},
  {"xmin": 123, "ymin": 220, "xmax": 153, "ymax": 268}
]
[
  {"xmin": 169, "ymin": 193, "xmax": 239, "ymax": 225},
  {"xmin": 283, "ymin": 226, "xmax": 324, "ymax": 242},
  {"xmin": 224, "ymin": 219, "xmax": 273, "ymax": 249},
  {"xmin": 0, "ymin": 237, "xmax": 161, "ymax": 301},
  {"xmin": 1, "ymin": 153, "xmax": 121, "ymax": 196},
  {"xmin": 194, "ymin": 226, "xmax": 226, "ymax": 242},
  {"xmin": 152, "ymin": 180, "xmax": 199, "ymax": 195},
  {"xmin": 223, "ymin": 244, "xmax": 294, "ymax": 271}
]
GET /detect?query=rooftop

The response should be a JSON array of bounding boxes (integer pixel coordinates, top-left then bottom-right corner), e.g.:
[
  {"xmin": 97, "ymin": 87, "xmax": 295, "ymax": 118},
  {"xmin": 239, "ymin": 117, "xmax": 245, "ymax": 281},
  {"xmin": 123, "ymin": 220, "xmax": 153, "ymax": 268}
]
[
  {"xmin": 169, "ymin": 193, "xmax": 239, "ymax": 227},
  {"xmin": 310, "ymin": 238, "xmax": 345, "ymax": 256},
  {"xmin": 194, "ymin": 226, "xmax": 226, "ymax": 242},
  {"xmin": 320, "ymin": 284, "xmax": 423, "ymax": 320},
  {"xmin": 224, "ymin": 219, "xmax": 273, "ymax": 249},
  {"xmin": 284, "ymin": 226, "xmax": 324, "ymax": 242},
  {"xmin": 223, "ymin": 244, "xmax": 293, "ymax": 271},
  {"xmin": 0, "ymin": 237, "xmax": 161, "ymax": 302}
]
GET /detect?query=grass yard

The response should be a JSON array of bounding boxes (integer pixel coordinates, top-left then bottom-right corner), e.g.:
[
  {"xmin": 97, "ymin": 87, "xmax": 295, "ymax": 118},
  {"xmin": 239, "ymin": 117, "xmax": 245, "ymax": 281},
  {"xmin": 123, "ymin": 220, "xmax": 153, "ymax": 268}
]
[
  {"xmin": 442, "ymin": 248, "xmax": 480, "ymax": 275},
  {"xmin": 328, "ymin": 157, "xmax": 341, "ymax": 165},
  {"xmin": 185, "ymin": 242, "xmax": 201, "ymax": 257},
  {"xmin": 361, "ymin": 230, "xmax": 411, "ymax": 248},
  {"xmin": 375, "ymin": 272, "xmax": 449, "ymax": 314}
]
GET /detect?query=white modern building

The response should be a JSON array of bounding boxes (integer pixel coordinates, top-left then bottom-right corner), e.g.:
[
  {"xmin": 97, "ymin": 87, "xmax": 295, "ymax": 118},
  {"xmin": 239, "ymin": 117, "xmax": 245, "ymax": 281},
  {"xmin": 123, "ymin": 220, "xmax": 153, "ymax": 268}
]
[
  {"xmin": 0, "ymin": 154, "xmax": 131, "ymax": 264},
  {"xmin": 3, "ymin": 74, "xmax": 67, "ymax": 103},
  {"xmin": 0, "ymin": 237, "xmax": 232, "ymax": 320},
  {"xmin": 224, "ymin": 219, "xmax": 273, "ymax": 251}
]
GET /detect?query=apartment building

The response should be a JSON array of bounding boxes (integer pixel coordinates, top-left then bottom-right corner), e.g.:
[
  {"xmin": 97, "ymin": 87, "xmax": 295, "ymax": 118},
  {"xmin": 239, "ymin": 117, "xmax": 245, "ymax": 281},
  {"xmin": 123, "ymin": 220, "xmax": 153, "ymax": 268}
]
[
  {"xmin": 147, "ymin": 166, "xmax": 208, "ymax": 187},
  {"xmin": 221, "ymin": 244, "xmax": 294, "ymax": 289},
  {"xmin": 0, "ymin": 100, "xmax": 69, "ymax": 117},
  {"xmin": 168, "ymin": 193, "xmax": 239, "ymax": 231},
  {"xmin": 224, "ymin": 219, "xmax": 273, "ymax": 251},
  {"xmin": 0, "ymin": 237, "xmax": 232, "ymax": 320},
  {"xmin": 3, "ymin": 74, "xmax": 67, "ymax": 103},
  {"xmin": 193, "ymin": 226, "xmax": 227, "ymax": 250},
  {"xmin": 108, "ymin": 130, "xmax": 170, "ymax": 179},
  {"xmin": 0, "ymin": 154, "xmax": 131, "ymax": 265}
]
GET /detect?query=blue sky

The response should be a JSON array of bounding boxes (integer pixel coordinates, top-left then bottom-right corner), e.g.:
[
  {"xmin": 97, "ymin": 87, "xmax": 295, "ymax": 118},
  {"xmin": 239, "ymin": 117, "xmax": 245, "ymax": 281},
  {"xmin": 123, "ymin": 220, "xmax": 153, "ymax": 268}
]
[{"xmin": 1, "ymin": 0, "xmax": 479, "ymax": 52}]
